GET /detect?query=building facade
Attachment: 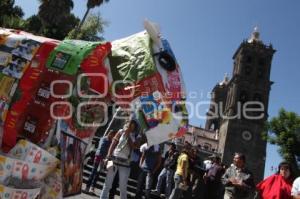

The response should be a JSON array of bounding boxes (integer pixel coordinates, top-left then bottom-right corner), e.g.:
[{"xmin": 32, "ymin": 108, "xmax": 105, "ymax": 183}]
[{"xmin": 190, "ymin": 28, "xmax": 275, "ymax": 182}]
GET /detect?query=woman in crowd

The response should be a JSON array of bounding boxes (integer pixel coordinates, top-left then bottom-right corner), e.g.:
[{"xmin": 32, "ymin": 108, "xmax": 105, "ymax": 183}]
[
  {"xmin": 99, "ymin": 119, "xmax": 140, "ymax": 199},
  {"xmin": 256, "ymin": 162, "xmax": 295, "ymax": 199},
  {"xmin": 292, "ymin": 176, "xmax": 300, "ymax": 199},
  {"xmin": 169, "ymin": 144, "xmax": 190, "ymax": 199}
]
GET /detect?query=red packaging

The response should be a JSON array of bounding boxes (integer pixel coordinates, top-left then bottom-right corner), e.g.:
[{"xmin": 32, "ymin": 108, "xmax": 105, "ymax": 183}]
[
  {"xmin": 80, "ymin": 42, "xmax": 111, "ymax": 95},
  {"xmin": 113, "ymin": 72, "xmax": 166, "ymax": 105}
]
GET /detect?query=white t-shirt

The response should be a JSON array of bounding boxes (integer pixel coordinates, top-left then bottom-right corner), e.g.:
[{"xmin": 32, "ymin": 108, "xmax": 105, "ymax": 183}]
[
  {"xmin": 292, "ymin": 177, "xmax": 300, "ymax": 196},
  {"xmin": 140, "ymin": 143, "xmax": 160, "ymax": 153}
]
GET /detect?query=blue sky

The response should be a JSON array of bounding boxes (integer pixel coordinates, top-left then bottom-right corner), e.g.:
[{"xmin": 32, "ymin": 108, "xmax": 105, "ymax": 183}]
[{"xmin": 15, "ymin": 0, "xmax": 300, "ymax": 177}]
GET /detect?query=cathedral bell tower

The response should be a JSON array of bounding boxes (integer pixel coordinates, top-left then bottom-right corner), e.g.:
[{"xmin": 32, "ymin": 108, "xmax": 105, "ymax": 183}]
[{"xmin": 218, "ymin": 27, "xmax": 276, "ymax": 182}]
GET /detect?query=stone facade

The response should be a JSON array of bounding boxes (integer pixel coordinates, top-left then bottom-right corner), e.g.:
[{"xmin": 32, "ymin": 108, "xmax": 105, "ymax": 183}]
[{"xmin": 192, "ymin": 28, "xmax": 275, "ymax": 183}]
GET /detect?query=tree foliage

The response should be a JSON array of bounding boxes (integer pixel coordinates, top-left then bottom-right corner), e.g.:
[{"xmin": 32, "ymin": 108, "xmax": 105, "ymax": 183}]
[
  {"xmin": 1, "ymin": 0, "xmax": 109, "ymax": 41},
  {"xmin": 0, "ymin": 0, "xmax": 24, "ymax": 28},
  {"xmin": 267, "ymin": 108, "xmax": 300, "ymax": 174},
  {"xmin": 67, "ymin": 13, "xmax": 107, "ymax": 41},
  {"xmin": 23, "ymin": 15, "xmax": 43, "ymax": 34},
  {"xmin": 87, "ymin": 0, "xmax": 110, "ymax": 9},
  {"xmin": 37, "ymin": 0, "xmax": 79, "ymax": 40},
  {"xmin": 76, "ymin": 0, "xmax": 110, "ymax": 34}
]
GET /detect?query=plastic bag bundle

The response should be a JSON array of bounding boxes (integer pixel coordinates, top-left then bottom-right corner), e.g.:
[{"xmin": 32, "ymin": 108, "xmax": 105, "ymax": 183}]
[{"xmin": 0, "ymin": 19, "xmax": 188, "ymax": 197}]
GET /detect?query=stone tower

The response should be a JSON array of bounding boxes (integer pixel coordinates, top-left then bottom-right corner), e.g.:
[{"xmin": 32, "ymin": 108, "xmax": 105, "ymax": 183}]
[
  {"xmin": 205, "ymin": 74, "xmax": 229, "ymax": 131},
  {"xmin": 217, "ymin": 27, "xmax": 276, "ymax": 182}
]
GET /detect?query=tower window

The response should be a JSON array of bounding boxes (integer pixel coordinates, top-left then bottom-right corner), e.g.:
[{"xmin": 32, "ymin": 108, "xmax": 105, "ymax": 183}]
[
  {"xmin": 258, "ymin": 58, "xmax": 266, "ymax": 66},
  {"xmin": 245, "ymin": 55, "xmax": 252, "ymax": 64},
  {"xmin": 258, "ymin": 68, "xmax": 264, "ymax": 78},
  {"xmin": 210, "ymin": 123, "xmax": 215, "ymax": 130}
]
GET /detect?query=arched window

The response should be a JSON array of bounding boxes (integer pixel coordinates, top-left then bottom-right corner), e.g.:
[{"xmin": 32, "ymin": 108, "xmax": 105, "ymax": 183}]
[
  {"xmin": 245, "ymin": 55, "xmax": 253, "ymax": 64},
  {"xmin": 204, "ymin": 143, "xmax": 212, "ymax": 151},
  {"xmin": 210, "ymin": 123, "xmax": 215, "ymax": 130}
]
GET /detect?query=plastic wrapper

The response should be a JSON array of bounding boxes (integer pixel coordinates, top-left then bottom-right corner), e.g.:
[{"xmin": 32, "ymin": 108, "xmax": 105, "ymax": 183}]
[
  {"xmin": 0, "ymin": 33, "xmax": 40, "ymax": 80},
  {"xmin": 0, "ymin": 100, "xmax": 10, "ymax": 126},
  {"xmin": 7, "ymin": 156, "xmax": 52, "ymax": 181},
  {"xmin": 19, "ymin": 41, "xmax": 59, "ymax": 93},
  {"xmin": 46, "ymin": 40, "xmax": 101, "ymax": 75},
  {"xmin": 39, "ymin": 169, "xmax": 62, "ymax": 199},
  {"xmin": 132, "ymin": 91, "xmax": 188, "ymax": 146},
  {"xmin": 113, "ymin": 72, "xmax": 165, "ymax": 103},
  {"xmin": 108, "ymin": 31, "xmax": 157, "ymax": 85},
  {"xmin": 0, "ymin": 154, "xmax": 51, "ymax": 183},
  {"xmin": 9, "ymin": 139, "xmax": 59, "ymax": 167},
  {"xmin": 0, "ymin": 73, "xmax": 16, "ymax": 101},
  {"xmin": 0, "ymin": 155, "xmax": 13, "ymax": 183},
  {"xmin": 2, "ymin": 42, "xmax": 58, "ymax": 152},
  {"xmin": 80, "ymin": 42, "xmax": 111, "ymax": 95},
  {"xmin": 0, "ymin": 184, "xmax": 40, "ymax": 199},
  {"xmin": 152, "ymin": 38, "xmax": 186, "ymax": 101}
]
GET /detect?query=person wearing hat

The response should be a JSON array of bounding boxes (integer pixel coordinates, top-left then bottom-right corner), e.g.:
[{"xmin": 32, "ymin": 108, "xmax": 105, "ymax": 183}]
[
  {"xmin": 203, "ymin": 154, "xmax": 224, "ymax": 199},
  {"xmin": 85, "ymin": 130, "xmax": 117, "ymax": 193},
  {"xmin": 152, "ymin": 142, "xmax": 179, "ymax": 198}
]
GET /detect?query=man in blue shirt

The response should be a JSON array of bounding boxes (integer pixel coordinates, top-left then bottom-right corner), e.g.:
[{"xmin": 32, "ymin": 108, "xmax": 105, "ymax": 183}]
[{"xmin": 85, "ymin": 130, "xmax": 116, "ymax": 193}]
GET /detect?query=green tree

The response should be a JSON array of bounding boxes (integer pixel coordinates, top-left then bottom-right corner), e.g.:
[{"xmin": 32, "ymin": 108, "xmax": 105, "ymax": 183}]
[
  {"xmin": 24, "ymin": 15, "xmax": 43, "ymax": 34},
  {"xmin": 67, "ymin": 13, "xmax": 107, "ymax": 41},
  {"xmin": 76, "ymin": 0, "xmax": 109, "ymax": 33},
  {"xmin": 267, "ymin": 108, "xmax": 300, "ymax": 175},
  {"xmin": 37, "ymin": 0, "xmax": 79, "ymax": 39},
  {"xmin": 38, "ymin": 0, "xmax": 74, "ymax": 26},
  {"xmin": 0, "ymin": 0, "xmax": 24, "ymax": 28}
]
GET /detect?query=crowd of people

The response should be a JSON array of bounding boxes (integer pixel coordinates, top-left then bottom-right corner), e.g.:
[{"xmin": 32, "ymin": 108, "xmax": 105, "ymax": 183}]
[{"xmin": 84, "ymin": 119, "xmax": 300, "ymax": 199}]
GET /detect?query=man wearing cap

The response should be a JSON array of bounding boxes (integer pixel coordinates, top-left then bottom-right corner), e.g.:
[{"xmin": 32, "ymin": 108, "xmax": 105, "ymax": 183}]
[{"xmin": 203, "ymin": 154, "xmax": 224, "ymax": 199}]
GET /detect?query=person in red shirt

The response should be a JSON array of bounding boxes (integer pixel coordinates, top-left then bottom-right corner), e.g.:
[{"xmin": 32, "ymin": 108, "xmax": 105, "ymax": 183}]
[{"xmin": 256, "ymin": 162, "xmax": 295, "ymax": 199}]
